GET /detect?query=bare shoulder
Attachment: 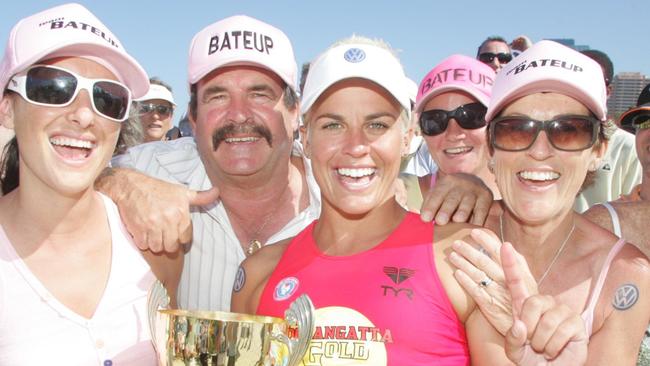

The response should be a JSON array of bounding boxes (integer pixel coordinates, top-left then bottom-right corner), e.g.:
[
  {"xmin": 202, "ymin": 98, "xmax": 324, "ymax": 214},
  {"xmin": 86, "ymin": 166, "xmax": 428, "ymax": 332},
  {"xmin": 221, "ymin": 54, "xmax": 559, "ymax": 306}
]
[
  {"xmin": 231, "ymin": 238, "xmax": 292, "ymax": 314},
  {"xmin": 434, "ymin": 221, "xmax": 486, "ymax": 249},
  {"xmin": 582, "ymin": 204, "xmax": 614, "ymax": 232},
  {"xmin": 609, "ymin": 242, "xmax": 650, "ymax": 281}
]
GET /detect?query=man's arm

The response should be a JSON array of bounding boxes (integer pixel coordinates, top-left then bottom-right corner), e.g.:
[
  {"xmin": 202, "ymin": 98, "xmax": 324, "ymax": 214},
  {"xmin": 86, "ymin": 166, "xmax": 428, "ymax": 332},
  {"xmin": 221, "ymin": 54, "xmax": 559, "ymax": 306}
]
[
  {"xmin": 96, "ymin": 167, "xmax": 218, "ymax": 252},
  {"xmin": 420, "ymin": 173, "xmax": 494, "ymax": 226}
]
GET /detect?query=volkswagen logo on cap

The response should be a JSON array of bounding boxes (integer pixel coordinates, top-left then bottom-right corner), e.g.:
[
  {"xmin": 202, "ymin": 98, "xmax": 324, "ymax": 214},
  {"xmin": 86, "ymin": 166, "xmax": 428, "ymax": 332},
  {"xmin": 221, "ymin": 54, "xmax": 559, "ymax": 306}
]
[{"xmin": 344, "ymin": 48, "xmax": 366, "ymax": 63}]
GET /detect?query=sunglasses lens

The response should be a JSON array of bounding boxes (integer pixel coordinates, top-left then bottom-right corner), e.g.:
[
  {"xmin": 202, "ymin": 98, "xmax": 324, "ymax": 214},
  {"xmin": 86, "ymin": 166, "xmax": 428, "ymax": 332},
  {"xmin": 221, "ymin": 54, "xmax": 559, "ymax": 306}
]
[
  {"xmin": 456, "ymin": 103, "xmax": 487, "ymax": 129},
  {"xmin": 547, "ymin": 118, "xmax": 595, "ymax": 150},
  {"xmin": 478, "ymin": 53, "xmax": 494, "ymax": 63},
  {"xmin": 632, "ymin": 114, "xmax": 650, "ymax": 126},
  {"xmin": 419, "ymin": 110, "xmax": 448, "ymax": 136},
  {"xmin": 26, "ymin": 67, "xmax": 77, "ymax": 105},
  {"xmin": 492, "ymin": 119, "xmax": 538, "ymax": 151},
  {"xmin": 93, "ymin": 81, "xmax": 130, "ymax": 121},
  {"xmin": 497, "ymin": 53, "xmax": 513, "ymax": 63}
]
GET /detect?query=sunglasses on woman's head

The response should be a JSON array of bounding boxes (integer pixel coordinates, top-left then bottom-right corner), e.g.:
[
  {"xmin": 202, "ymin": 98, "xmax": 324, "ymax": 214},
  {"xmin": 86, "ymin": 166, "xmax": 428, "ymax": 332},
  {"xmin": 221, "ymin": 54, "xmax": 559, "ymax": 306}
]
[
  {"xmin": 418, "ymin": 102, "xmax": 487, "ymax": 136},
  {"xmin": 478, "ymin": 52, "xmax": 513, "ymax": 64},
  {"xmin": 7, "ymin": 65, "xmax": 131, "ymax": 122},
  {"xmin": 489, "ymin": 115, "xmax": 600, "ymax": 152},
  {"xmin": 138, "ymin": 102, "xmax": 173, "ymax": 117}
]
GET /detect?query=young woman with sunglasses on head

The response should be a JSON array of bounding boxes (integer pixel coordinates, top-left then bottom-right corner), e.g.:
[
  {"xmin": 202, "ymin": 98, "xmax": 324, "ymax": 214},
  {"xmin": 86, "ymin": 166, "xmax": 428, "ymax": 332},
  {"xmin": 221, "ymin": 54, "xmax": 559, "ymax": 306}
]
[
  {"xmin": 232, "ymin": 37, "xmax": 589, "ymax": 365},
  {"xmin": 415, "ymin": 55, "xmax": 499, "ymax": 200},
  {"xmin": 450, "ymin": 41, "xmax": 650, "ymax": 364},
  {"xmin": 0, "ymin": 4, "xmax": 182, "ymax": 365}
]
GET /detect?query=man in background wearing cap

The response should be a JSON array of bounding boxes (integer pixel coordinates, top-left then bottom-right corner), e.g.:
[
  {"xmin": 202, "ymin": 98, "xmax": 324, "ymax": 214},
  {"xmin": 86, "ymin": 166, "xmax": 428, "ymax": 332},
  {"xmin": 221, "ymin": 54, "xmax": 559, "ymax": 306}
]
[
  {"xmin": 98, "ymin": 15, "xmax": 494, "ymax": 312},
  {"xmin": 573, "ymin": 49, "xmax": 641, "ymax": 212},
  {"xmin": 135, "ymin": 77, "xmax": 177, "ymax": 142}
]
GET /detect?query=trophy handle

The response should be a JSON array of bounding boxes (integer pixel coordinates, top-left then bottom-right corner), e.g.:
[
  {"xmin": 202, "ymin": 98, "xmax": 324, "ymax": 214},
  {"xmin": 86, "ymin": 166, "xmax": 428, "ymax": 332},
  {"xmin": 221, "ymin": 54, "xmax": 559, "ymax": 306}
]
[
  {"xmin": 280, "ymin": 294, "xmax": 315, "ymax": 366},
  {"xmin": 147, "ymin": 280, "xmax": 171, "ymax": 354}
]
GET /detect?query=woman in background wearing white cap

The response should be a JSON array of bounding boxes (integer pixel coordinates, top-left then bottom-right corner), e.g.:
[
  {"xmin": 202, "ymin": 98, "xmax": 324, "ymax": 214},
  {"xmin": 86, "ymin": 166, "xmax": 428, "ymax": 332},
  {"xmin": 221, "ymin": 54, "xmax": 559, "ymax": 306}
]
[
  {"xmin": 415, "ymin": 54, "xmax": 499, "ymax": 200},
  {"xmin": 0, "ymin": 4, "xmax": 181, "ymax": 365},
  {"xmin": 450, "ymin": 40, "xmax": 649, "ymax": 364},
  {"xmin": 134, "ymin": 77, "xmax": 177, "ymax": 143},
  {"xmin": 232, "ymin": 36, "xmax": 585, "ymax": 365}
]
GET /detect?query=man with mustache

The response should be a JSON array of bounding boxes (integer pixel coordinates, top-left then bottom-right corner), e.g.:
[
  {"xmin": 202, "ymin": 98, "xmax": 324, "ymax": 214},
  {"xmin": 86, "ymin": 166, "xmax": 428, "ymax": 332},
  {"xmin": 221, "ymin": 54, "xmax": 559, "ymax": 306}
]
[{"xmin": 100, "ymin": 15, "xmax": 493, "ymax": 311}]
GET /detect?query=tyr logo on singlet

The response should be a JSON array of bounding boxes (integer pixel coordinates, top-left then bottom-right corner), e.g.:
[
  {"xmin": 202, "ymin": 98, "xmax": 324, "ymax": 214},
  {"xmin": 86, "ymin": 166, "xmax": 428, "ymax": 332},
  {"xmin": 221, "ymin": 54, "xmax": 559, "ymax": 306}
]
[{"xmin": 381, "ymin": 267, "xmax": 415, "ymax": 300}]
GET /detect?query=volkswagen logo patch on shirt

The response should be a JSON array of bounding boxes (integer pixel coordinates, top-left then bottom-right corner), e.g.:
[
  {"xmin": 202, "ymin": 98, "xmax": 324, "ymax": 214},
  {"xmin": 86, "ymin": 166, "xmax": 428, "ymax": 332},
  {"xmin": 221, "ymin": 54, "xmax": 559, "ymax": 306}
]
[{"xmin": 344, "ymin": 48, "xmax": 366, "ymax": 63}]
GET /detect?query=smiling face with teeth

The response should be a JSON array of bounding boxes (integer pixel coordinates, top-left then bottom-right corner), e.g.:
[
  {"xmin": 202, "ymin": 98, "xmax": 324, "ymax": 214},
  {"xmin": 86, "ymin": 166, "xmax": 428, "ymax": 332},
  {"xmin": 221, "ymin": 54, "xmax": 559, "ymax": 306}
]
[
  {"xmin": 302, "ymin": 78, "xmax": 408, "ymax": 217},
  {"xmin": 191, "ymin": 66, "xmax": 298, "ymax": 185},
  {"xmin": 2, "ymin": 57, "xmax": 121, "ymax": 196},
  {"xmin": 493, "ymin": 92, "xmax": 605, "ymax": 223},
  {"xmin": 421, "ymin": 91, "xmax": 490, "ymax": 179}
]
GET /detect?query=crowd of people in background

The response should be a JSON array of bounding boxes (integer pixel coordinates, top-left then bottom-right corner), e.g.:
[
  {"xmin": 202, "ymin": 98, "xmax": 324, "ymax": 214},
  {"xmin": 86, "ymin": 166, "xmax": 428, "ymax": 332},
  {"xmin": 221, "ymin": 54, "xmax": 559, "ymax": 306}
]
[{"xmin": 0, "ymin": 3, "xmax": 648, "ymax": 365}]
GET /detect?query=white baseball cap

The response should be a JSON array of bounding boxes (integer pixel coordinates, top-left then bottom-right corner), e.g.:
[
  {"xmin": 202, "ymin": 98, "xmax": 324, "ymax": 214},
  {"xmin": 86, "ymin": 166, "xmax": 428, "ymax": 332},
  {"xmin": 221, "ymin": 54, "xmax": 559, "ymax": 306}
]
[
  {"xmin": 486, "ymin": 40, "xmax": 607, "ymax": 122},
  {"xmin": 0, "ymin": 3, "xmax": 148, "ymax": 98},
  {"xmin": 135, "ymin": 84, "xmax": 176, "ymax": 106},
  {"xmin": 187, "ymin": 15, "xmax": 297, "ymax": 91},
  {"xmin": 301, "ymin": 42, "xmax": 411, "ymax": 117}
]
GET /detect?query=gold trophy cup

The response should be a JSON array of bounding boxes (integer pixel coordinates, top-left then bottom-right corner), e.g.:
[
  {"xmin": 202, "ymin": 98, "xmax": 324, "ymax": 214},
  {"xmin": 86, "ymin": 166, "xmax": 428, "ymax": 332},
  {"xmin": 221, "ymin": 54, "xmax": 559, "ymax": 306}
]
[{"xmin": 147, "ymin": 281, "xmax": 314, "ymax": 366}]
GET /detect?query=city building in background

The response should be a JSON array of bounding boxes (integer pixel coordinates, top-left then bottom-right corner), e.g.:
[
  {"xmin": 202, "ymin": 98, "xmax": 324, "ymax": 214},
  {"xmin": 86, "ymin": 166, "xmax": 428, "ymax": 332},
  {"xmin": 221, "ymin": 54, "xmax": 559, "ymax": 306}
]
[{"xmin": 608, "ymin": 72, "xmax": 650, "ymax": 118}]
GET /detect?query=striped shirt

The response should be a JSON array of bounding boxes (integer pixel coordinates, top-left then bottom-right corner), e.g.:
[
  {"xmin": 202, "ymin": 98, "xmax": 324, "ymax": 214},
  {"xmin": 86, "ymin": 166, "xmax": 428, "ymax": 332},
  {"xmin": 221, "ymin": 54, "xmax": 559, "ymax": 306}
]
[{"xmin": 112, "ymin": 138, "xmax": 321, "ymax": 311}]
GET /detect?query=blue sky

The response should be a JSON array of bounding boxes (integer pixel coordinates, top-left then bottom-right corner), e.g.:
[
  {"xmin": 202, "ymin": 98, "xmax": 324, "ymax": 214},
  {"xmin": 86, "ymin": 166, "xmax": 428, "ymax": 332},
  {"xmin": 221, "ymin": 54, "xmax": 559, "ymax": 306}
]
[{"xmin": 1, "ymin": 1, "xmax": 648, "ymax": 123}]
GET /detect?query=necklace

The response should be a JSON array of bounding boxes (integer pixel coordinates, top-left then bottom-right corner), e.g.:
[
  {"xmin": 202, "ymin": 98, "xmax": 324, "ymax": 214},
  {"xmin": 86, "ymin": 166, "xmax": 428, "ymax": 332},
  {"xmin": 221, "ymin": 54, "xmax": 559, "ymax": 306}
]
[
  {"xmin": 499, "ymin": 214, "xmax": 575, "ymax": 286},
  {"xmin": 246, "ymin": 213, "xmax": 274, "ymax": 255}
]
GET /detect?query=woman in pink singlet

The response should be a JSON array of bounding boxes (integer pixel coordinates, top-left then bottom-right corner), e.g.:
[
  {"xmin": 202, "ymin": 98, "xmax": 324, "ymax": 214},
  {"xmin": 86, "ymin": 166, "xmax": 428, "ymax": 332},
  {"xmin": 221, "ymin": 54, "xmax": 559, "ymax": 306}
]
[
  {"xmin": 232, "ymin": 36, "xmax": 588, "ymax": 365},
  {"xmin": 0, "ymin": 4, "xmax": 182, "ymax": 365},
  {"xmin": 450, "ymin": 41, "xmax": 650, "ymax": 365}
]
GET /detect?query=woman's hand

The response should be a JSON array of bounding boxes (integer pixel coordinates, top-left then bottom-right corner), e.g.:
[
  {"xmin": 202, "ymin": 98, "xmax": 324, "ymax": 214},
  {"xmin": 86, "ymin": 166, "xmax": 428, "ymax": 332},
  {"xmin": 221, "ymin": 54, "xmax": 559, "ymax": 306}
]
[
  {"xmin": 502, "ymin": 242, "xmax": 588, "ymax": 366},
  {"xmin": 450, "ymin": 228, "xmax": 536, "ymax": 335}
]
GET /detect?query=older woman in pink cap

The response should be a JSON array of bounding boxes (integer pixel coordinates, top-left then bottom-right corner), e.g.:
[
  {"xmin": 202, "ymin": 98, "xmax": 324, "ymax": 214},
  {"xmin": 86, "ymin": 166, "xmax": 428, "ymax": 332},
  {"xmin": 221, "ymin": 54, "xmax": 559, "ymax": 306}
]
[
  {"xmin": 450, "ymin": 41, "xmax": 649, "ymax": 364},
  {"xmin": 0, "ymin": 4, "xmax": 181, "ymax": 365},
  {"xmin": 414, "ymin": 55, "xmax": 499, "ymax": 200}
]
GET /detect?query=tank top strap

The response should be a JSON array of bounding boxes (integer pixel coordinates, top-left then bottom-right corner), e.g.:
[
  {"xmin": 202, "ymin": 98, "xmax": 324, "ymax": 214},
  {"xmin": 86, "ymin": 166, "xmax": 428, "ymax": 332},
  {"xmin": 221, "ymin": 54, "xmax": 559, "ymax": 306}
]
[
  {"xmin": 601, "ymin": 202, "xmax": 622, "ymax": 237},
  {"xmin": 581, "ymin": 238, "xmax": 627, "ymax": 336}
]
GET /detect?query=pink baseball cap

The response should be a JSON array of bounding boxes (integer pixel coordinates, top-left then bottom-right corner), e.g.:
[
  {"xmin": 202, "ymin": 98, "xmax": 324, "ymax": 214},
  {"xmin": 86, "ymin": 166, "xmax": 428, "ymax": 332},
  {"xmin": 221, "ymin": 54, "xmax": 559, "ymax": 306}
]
[
  {"xmin": 486, "ymin": 40, "xmax": 607, "ymax": 122},
  {"xmin": 188, "ymin": 15, "xmax": 297, "ymax": 91},
  {"xmin": 301, "ymin": 42, "xmax": 411, "ymax": 116},
  {"xmin": 415, "ymin": 54, "xmax": 495, "ymax": 114},
  {"xmin": 0, "ymin": 3, "xmax": 149, "ymax": 98}
]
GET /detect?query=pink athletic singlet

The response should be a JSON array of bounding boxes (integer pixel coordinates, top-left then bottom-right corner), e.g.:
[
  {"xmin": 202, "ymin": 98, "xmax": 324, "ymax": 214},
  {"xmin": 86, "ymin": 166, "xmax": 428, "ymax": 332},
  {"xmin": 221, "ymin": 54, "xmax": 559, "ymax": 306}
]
[{"xmin": 257, "ymin": 212, "xmax": 469, "ymax": 366}]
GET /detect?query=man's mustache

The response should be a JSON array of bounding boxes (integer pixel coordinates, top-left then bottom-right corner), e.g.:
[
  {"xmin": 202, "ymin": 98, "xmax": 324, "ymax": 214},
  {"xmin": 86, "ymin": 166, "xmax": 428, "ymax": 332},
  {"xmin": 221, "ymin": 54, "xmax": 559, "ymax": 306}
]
[{"xmin": 212, "ymin": 122, "xmax": 273, "ymax": 150}]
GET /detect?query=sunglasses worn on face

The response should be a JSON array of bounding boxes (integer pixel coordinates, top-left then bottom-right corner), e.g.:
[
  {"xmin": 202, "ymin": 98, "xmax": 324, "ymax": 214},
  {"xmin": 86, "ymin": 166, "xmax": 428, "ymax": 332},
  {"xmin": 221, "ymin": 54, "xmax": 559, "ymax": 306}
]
[
  {"xmin": 7, "ymin": 65, "xmax": 131, "ymax": 122},
  {"xmin": 138, "ymin": 103, "xmax": 173, "ymax": 117},
  {"xmin": 489, "ymin": 115, "xmax": 600, "ymax": 152},
  {"xmin": 478, "ymin": 52, "xmax": 513, "ymax": 64},
  {"xmin": 632, "ymin": 113, "xmax": 650, "ymax": 128},
  {"xmin": 419, "ymin": 102, "xmax": 487, "ymax": 136}
]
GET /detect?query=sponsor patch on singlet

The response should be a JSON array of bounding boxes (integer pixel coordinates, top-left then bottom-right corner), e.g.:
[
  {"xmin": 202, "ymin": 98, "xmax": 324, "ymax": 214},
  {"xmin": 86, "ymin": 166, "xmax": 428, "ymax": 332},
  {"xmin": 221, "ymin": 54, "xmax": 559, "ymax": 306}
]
[
  {"xmin": 273, "ymin": 277, "xmax": 300, "ymax": 301},
  {"xmin": 300, "ymin": 306, "xmax": 389, "ymax": 365}
]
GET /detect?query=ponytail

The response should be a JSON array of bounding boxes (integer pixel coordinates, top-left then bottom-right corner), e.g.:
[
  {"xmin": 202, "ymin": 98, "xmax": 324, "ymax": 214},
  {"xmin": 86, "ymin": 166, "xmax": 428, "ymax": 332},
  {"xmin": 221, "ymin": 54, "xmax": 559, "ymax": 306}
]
[{"xmin": 0, "ymin": 137, "xmax": 19, "ymax": 195}]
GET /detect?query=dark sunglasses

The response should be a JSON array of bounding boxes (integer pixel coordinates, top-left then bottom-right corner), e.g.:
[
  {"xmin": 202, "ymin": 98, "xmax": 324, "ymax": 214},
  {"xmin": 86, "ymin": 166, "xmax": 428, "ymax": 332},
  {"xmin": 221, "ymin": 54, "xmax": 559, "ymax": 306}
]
[
  {"xmin": 7, "ymin": 64, "xmax": 131, "ymax": 122},
  {"xmin": 138, "ymin": 102, "xmax": 173, "ymax": 117},
  {"xmin": 489, "ymin": 115, "xmax": 600, "ymax": 152},
  {"xmin": 632, "ymin": 113, "xmax": 650, "ymax": 127},
  {"xmin": 478, "ymin": 52, "xmax": 513, "ymax": 64},
  {"xmin": 418, "ymin": 102, "xmax": 487, "ymax": 136}
]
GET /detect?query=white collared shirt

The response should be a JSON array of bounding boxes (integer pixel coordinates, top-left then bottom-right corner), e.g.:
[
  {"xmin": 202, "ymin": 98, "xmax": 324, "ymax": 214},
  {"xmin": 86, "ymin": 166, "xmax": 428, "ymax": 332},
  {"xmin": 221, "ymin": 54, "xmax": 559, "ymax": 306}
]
[{"xmin": 112, "ymin": 138, "xmax": 321, "ymax": 311}]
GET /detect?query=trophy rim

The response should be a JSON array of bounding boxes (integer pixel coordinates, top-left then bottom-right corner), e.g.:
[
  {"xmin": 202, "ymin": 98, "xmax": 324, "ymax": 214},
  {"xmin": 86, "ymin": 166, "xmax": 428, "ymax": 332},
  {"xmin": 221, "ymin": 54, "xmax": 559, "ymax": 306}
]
[{"xmin": 159, "ymin": 309, "xmax": 285, "ymax": 324}]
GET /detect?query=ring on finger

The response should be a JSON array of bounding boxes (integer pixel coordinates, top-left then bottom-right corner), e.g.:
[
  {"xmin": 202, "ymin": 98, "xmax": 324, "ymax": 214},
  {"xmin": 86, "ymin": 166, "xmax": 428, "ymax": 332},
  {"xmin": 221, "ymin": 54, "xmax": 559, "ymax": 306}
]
[{"xmin": 479, "ymin": 277, "xmax": 493, "ymax": 287}]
